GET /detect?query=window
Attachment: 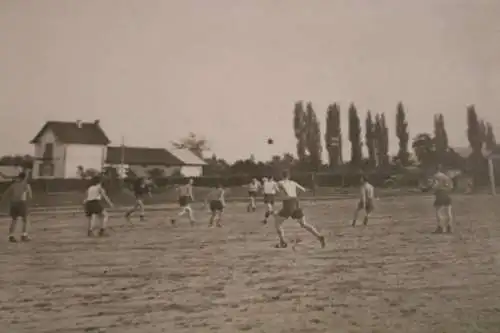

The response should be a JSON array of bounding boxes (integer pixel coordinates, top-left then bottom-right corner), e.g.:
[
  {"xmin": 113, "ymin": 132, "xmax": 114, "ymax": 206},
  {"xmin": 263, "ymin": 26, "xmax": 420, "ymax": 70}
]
[
  {"xmin": 39, "ymin": 162, "xmax": 54, "ymax": 177},
  {"xmin": 43, "ymin": 143, "xmax": 54, "ymax": 160}
]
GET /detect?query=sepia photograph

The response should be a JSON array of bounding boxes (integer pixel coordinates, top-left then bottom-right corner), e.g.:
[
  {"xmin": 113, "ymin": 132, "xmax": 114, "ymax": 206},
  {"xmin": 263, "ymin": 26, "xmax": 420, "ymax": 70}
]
[{"xmin": 1, "ymin": 0, "xmax": 500, "ymax": 332}]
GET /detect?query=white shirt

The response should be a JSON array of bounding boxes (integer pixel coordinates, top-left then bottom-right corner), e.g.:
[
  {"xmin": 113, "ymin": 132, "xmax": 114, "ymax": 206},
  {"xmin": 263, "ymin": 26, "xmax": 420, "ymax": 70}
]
[
  {"xmin": 178, "ymin": 184, "xmax": 192, "ymax": 197},
  {"xmin": 433, "ymin": 172, "xmax": 453, "ymax": 191},
  {"xmin": 360, "ymin": 183, "xmax": 375, "ymax": 202},
  {"xmin": 263, "ymin": 180, "xmax": 279, "ymax": 194},
  {"xmin": 278, "ymin": 180, "xmax": 305, "ymax": 198},
  {"xmin": 86, "ymin": 184, "xmax": 103, "ymax": 201}
]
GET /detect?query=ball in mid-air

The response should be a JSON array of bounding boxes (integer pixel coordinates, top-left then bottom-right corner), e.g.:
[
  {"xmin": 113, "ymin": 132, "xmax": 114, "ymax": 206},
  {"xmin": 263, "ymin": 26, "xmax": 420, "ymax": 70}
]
[{"xmin": 267, "ymin": 138, "xmax": 274, "ymax": 145}]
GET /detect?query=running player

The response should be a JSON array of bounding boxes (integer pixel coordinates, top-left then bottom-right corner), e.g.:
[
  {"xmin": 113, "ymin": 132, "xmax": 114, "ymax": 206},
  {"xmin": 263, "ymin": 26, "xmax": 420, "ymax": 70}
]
[
  {"xmin": 1, "ymin": 171, "xmax": 32, "ymax": 242},
  {"xmin": 204, "ymin": 183, "xmax": 226, "ymax": 227},
  {"xmin": 273, "ymin": 171, "xmax": 325, "ymax": 248},
  {"xmin": 352, "ymin": 175, "xmax": 375, "ymax": 227},
  {"xmin": 171, "ymin": 178, "xmax": 195, "ymax": 225},
  {"xmin": 430, "ymin": 165, "xmax": 454, "ymax": 233},
  {"xmin": 247, "ymin": 178, "xmax": 260, "ymax": 212},
  {"xmin": 262, "ymin": 176, "xmax": 279, "ymax": 224},
  {"xmin": 83, "ymin": 175, "xmax": 114, "ymax": 237},
  {"xmin": 125, "ymin": 177, "xmax": 151, "ymax": 221}
]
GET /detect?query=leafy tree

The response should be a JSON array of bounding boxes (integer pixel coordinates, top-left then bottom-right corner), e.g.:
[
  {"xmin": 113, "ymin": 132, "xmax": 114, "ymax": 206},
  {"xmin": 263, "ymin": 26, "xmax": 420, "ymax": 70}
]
[
  {"xmin": 172, "ymin": 132, "xmax": 210, "ymax": 159},
  {"xmin": 325, "ymin": 103, "xmax": 342, "ymax": 167},
  {"xmin": 467, "ymin": 105, "xmax": 483, "ymax": 154},
  {"xmin": 485, "ymin": 122, "xmax": 497, "ymax": 151},
  {"xmin": 348, "ymin": 103, "xmax": 362, "ymax": 167},
  {"xmin": 433, "ymin": 114, "xmax": 449, "ymax": 165},
  {"xmin": 412, "ymin": 133, "xmax": 436, "ymax": 168},
  {"xmin": 379, "ymin": 113, "xmax": 389, "ymax": 167},
  {"xmin": 467, "ymin": 105, "xmax": 486, "ymax": 185},
  {"xmin": 293, "ymin": 101, "xmax": 307, "ymax": 163},
  {"xmin": 365, "ymin": 111, "xmax": 376, "ymax": 167},
  {"xmin": 305, "ymin": 102, "xmax": 322, "ymax": 170},
  {"xmin": 204, "ymin": 154, "xmax": 230, "ymax": 176},
  {"xmin": 147, "ymin": 168, "xmax": 165, "ymax": 179},
  {"xmin": 0, "ymin": 154, "xmax": 34, "ymax": 169},
  {"xmin": 395, "ymin": 102, "xmax": 410, "ymax": 166}
]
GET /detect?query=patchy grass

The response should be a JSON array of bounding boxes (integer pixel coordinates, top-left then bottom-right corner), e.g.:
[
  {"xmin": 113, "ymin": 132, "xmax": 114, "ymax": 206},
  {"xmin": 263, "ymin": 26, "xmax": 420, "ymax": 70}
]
[{"xmin": 1, "ymin": 195, "xmax": 500, "ymax": 332}]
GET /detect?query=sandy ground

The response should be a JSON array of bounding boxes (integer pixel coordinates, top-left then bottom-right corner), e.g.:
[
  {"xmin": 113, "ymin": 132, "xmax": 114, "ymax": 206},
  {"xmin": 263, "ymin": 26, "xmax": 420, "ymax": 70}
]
[{"xmin": 2, "ymin": 195, "xmax": 500, "ymax": 333}]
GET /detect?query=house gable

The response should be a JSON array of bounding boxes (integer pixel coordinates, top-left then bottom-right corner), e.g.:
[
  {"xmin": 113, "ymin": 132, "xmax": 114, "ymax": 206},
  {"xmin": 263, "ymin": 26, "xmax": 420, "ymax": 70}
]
[{"xmin": 30, "ymin": 120, "xmax": 110, "ymax": 146}]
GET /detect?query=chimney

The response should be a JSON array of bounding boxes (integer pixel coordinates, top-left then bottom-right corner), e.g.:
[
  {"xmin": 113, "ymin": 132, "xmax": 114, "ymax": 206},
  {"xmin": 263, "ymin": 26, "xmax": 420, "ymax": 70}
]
[
  {"xmin": 94, "ymin": 119, "xmax": 100, "ymax": 126},
  {"xmin": 76, "ymin": 120, "xmax": 82, "ymax": 128}
]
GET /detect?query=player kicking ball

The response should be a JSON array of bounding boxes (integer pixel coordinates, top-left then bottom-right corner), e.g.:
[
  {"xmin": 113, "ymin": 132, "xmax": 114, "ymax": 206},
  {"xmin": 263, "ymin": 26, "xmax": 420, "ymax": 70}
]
[
  {"xmin": 352, "ymin": 175, "xmax": 375, "ymax": 227},
  {"xmin": 273, "ymin": 171, "xmax": 325, "ymax": 249}
]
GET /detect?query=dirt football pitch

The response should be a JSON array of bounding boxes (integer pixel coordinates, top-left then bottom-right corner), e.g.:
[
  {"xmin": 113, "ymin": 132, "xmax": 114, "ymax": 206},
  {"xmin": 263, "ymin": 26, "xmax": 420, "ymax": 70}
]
[{"xmin": 2, "ymin": 194, "xmax": 500, "ymax": 333}]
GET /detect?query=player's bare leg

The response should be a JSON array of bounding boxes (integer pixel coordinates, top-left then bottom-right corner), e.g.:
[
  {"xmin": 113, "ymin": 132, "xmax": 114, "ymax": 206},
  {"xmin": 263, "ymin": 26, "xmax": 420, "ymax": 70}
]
[
  {"xmin": 443, "ymin": 205, "xmax": 453, "ymax": 233},
  {"xmin": 173, "ymin": 205, "xmax": 195, "ymax": 225},
  {"xmin": 263, "ymin": 203, "xmax": 274, "ymax": 224},
  {"xmin": 352, "ymin": 207, "xmax": 362, "ymax": 227},
  {"xmin": 434, "ymin": 207, "xmax": 443, "ymax": 233},
  {"xmin": 87, "ymin": 215, "xmax": 95, "ymax": 237},
  {"xmin": 126, "ymin": 200, "xmax": 144, "ymax": 221},
  {"xmin": 363, "ymin": 210, "xmax": 370, "ymax": 226},
  {"xmin": 297, "ymin": 216, "xmax": 325, "ymax": 248},
  {"xmin": 20, "ymin": 216, "xmax": 30, "ymax": 242},
  {"xmin": 274, "ymin": 216, "xmax": 288, "ymax": 248},
  {"xmin": 8, "ymin": 217, "xmax": 18, "ymax": 242},
  {"xmin": 98, "ymin": 211, "xmax": 109, "ymax": 236}
]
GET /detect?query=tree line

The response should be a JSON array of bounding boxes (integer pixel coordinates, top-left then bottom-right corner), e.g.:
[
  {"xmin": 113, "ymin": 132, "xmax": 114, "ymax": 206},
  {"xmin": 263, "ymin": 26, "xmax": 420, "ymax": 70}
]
[
  {"xmin": 0, "ymin": 103, "xmax": 496, "ymax": 183},
  {"xmin": 292, "ymin": 101, "xmax": 496, "ymax": 173}
]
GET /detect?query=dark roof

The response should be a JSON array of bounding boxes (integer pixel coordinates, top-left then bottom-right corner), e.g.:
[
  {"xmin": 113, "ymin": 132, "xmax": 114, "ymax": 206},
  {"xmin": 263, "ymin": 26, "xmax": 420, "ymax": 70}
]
[
  {"xmin": 30, "ymin": 121, "xmax": 110, "ymax": 145},
  {"xmin": 105, "ymin": 146, "xmax": 185, "ymax": 166}
]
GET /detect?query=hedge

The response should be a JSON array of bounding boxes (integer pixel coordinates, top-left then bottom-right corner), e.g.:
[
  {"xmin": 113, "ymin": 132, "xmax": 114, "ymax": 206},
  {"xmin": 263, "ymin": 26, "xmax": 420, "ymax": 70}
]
[{"xmin": 0, "ymin": 171, "xmax": 425, "ymax": 194}]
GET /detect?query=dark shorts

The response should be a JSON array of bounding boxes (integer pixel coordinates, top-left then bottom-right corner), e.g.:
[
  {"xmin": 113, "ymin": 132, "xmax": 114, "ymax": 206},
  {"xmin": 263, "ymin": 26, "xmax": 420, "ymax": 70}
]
[
  {"xmin": 209, "ymin": 200, "xmax": 224, "ymax": 212},
  {"xmin": 84, "ymin": 200, "xmax": 104, "ymax": 217},
  {"xmin": 357, "ymin": 199, "xmax": 374, "ymax": 213},
  {"xmin": 263, "ymin": 194, "xmax": 275, "ymax": 205},
  {"xmin": 10, "ymin": 201, "xmax": 27, "ymax": 219},
  {"xmin": 135, "ymin": 192, "xmax": 145, "ymax": 200},
  {"xmin": 434, "ymin": 190, "xmax": 452, "ymax": 207},
  {"xmin": 179, "ymin": 196, "xmax": 190, "ymax": 207},
  {"xmin": 248, "ymin": 191, "xmax": 257, "ymax": 198},
  {"xmin": 278, "ymin": 198, "xmax": 304, "ymax": 220}
]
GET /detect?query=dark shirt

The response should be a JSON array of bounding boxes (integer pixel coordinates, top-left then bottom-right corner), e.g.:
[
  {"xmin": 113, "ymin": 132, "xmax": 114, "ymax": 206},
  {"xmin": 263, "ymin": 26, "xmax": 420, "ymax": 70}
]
[{"xmin": 133, "ymin": 180, "xmax": 147, "ymax": 195}]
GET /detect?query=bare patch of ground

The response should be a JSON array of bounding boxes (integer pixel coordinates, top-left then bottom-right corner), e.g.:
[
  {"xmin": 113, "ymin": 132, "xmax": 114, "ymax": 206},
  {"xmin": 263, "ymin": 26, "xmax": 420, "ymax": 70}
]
[{"xmin": 2, "ymin": 195, "xmax": 500, "ymax": 333}]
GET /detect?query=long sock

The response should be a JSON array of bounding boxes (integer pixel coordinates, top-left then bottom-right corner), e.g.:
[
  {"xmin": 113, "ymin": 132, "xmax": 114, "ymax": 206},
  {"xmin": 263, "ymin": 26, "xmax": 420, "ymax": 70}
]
[
  {"xmin": 8, "ymin": 218, "xmax": 17, "ymax": 236},
  {"xmin": 435, "ymin": 208, "xmax": 442, "ymax": 230},
  {"xmin": 101, "ymin": 212, "xmax": 108, "ymax": 229},
  {"xmin": 187, "ymin": 207, "xmax": 194, "ymax": 222},
  {"xmin": 88, "ymin": 216, "xmax": 94, "ymax": 231},
  {"xmin": 274, "ymin": 218, "xmax": 286, "ymax": 245},
  {"xmin": 21, "ymin": 217, "xmax": 29, "ymax": 236}
]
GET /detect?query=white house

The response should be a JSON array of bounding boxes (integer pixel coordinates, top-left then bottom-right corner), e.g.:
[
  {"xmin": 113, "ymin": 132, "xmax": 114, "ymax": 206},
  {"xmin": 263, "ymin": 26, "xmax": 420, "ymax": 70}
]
[
  {"xmin": 105, "ymin": 145, "xmax": 206, "ymax": 178},
  {"xmin": 30, "ymin": 120, "xmax": 110, "ymax": 179}
]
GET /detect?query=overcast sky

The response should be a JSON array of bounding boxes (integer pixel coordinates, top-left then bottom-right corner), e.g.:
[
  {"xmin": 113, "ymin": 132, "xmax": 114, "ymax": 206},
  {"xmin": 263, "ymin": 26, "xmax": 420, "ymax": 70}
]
[{"xmin": 1, "ymin": 0, "xmax": 499, "ymax": 162}]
